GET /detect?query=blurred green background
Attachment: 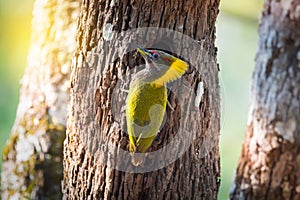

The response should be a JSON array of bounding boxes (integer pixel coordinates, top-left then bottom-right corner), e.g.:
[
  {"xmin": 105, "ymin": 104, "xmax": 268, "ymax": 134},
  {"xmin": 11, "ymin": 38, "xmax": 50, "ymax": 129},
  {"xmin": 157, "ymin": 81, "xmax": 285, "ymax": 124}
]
[
  {"xmin": 0, "ymin": 0, "xmax": 263, "ymax": 199},
  {"xmin": 0, "ymin": 0, "xmax": 34, "ymax": 162}
]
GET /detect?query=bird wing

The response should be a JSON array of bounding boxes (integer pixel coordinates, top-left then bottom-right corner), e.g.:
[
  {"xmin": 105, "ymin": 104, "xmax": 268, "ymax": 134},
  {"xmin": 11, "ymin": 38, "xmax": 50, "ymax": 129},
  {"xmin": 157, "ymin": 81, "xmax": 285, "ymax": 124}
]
[{"xmin": 126, "ymin": 81, "xmax": 167, "ymax": 153}]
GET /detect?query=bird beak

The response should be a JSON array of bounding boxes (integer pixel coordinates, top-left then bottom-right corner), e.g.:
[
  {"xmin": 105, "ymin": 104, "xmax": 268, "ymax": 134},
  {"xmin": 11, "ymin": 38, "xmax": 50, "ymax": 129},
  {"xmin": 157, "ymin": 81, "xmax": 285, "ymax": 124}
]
[{"xmin": 137, "ymin": 47, "xmax": 151, "ymax": 59}]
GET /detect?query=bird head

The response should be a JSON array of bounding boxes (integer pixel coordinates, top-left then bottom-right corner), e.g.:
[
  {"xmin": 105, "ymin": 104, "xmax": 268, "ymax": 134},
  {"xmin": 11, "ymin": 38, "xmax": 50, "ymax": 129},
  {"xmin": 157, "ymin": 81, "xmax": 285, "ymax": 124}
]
[
  {"xmin": 137, "ymin": 47, "xmax": 176, "ymax": 67},
  {"xmin": 136, "ymin": 47, "xmax": 188, "ymax": 85}
]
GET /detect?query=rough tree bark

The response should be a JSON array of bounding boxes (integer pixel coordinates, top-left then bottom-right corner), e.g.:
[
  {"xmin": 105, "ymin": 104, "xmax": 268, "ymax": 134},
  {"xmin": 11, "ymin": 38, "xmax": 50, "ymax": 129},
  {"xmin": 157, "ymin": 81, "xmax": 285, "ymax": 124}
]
[
  {"xmin": 63, "ymin": 0, "xmax": 221, "ymax": 199},
  {"xmin": 1, "ymin": 0, "xmax": 80, "ymax": 199},
  {"xmin": 231, "ymin": 0, "xmax": 300, "ymax": 199}
]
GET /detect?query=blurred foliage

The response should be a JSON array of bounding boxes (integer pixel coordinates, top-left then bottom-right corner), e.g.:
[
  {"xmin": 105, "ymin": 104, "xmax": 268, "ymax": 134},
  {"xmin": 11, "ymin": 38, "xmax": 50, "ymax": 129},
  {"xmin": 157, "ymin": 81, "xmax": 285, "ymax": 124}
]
[
  {"xmin": 0, "ymin": 0, "xmax": 34, "ymax": 168},
  {"xmin": 220, "ymin": 0, "xmax": 264, "ymax": 21},
  {"xmin": 0, "ymin": 0, "xmax": 263, "ymax": 199}
]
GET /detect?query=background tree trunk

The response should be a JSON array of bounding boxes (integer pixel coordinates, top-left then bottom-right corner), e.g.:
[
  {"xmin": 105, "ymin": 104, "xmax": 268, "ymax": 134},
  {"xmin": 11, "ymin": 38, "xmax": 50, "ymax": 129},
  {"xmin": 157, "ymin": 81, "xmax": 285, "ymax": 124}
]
[
  {"xmin": 230, "ymin": 0, "xmax": 300, "ymax": 199},
  {"xmin": 1, "ymin": 0, "xmax": 80, "ymax": 199},
  {"xmin": 63, "ymin": 0, "xmax": 220, "ymax": 199}
]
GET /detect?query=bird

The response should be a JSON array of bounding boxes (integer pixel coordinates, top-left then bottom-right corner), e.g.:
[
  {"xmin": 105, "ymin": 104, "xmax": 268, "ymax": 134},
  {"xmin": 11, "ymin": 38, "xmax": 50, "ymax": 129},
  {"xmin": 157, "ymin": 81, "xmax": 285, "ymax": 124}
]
[{"xmin": 126, "ymin": 47, "xmax": 188, "ymax": 166}]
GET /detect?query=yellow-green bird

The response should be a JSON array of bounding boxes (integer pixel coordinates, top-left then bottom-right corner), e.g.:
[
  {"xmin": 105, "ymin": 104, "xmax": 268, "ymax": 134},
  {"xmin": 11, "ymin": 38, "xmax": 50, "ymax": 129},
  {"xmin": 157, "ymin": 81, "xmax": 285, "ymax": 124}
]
[{"xmin": 126, "ymin": 47, "xmax": 188, "ymax": 166}]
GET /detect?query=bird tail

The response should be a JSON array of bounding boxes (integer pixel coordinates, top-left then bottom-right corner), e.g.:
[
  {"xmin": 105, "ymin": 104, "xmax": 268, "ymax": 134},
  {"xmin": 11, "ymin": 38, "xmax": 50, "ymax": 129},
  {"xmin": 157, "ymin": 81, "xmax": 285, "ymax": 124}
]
[
  {"xmin": 131, "ymin": 152, "xmax": 146, "ymax": 166},
  {"xmin": 128, "ymin": 139, "xmax": 146, "ymax": 166}
]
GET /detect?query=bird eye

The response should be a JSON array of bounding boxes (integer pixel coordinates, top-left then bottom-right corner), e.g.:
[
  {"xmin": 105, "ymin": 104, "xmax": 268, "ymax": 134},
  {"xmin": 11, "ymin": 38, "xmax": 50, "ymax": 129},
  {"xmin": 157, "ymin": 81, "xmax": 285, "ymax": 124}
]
[{"xmin": 153, "ymin": 53, "xmax": 159, "ymax": 59}]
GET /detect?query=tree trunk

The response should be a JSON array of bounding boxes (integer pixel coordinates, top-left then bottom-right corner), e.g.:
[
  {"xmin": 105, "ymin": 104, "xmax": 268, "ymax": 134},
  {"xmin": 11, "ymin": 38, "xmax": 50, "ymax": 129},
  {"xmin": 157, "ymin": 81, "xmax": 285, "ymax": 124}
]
[
  {"xmin": 63, "ymin": 0, "xmax": 221, "ymax": 199},
  {"xmin": 1, "ymin": 0, "xmax": 80, "ymax": 199},
  {"xmin": 230, "ymin": 0, "xmax": 300, "ymax": 199}
]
